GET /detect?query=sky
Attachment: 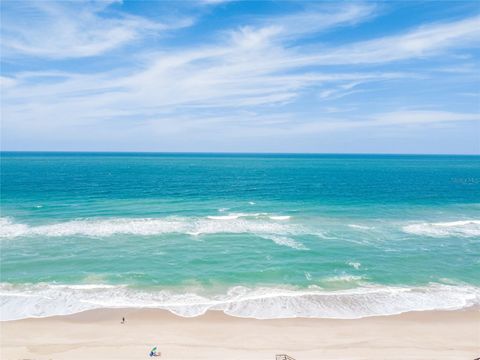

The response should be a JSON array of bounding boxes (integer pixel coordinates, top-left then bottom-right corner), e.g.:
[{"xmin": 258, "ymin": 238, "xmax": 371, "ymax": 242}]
[{"xmin": 1, "ymin": 0, "xmax": 479, "ymax": 154}]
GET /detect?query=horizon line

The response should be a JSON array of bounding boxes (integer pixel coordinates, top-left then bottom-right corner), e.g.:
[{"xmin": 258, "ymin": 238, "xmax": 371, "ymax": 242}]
[{"xmin": 1, "ymin": 150, "xmax": 479, "ymax": 156}]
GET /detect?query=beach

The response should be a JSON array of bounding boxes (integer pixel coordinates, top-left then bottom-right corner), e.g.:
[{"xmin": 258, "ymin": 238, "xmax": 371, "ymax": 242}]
[
  {"xmin": 2, "ymin": 0, "xmax": 480, "ymax": 358},
  {"xmin": 1, "ymin": 153, "xmax": 479, "ymax": 359},
  {"xmin": 1, "ymin": 308, "xmax": 479, "ymax": 360}
]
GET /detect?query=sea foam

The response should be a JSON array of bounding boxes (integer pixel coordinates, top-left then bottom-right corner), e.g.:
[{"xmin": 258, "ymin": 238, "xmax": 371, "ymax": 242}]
[
  {"xmin": 402, "ymin": 220, "xmax": 480, "ymax": 237},
  {"xmin": 0, "ymin": 217, "xmax": 307, "ymax": 249},
  {"xmin": 348, "ymin": 224, "xmax": 374, "ymax": 230},
  {"xmin": 0, "ymin": 283, "xmax": 478, "ymax": 321},
  {"xmin": 259, "ymin": 235, "xmax": 308, "ymax": 250}
]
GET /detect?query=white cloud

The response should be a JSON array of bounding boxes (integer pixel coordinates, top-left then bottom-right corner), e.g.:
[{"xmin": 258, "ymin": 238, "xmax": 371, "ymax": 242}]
[
  {"xmin": 304, "ymin": 15, "xmax": 480, "ymax": 65},
  {"xmin": 372, "ymin": 110, "xmax": 480, "ymax": 126},
  {"xmin": 0, "ymin": 1, "xmax": 191, "ymax": 59},
  {"xmin": 0, "ymin": 76, "xmax": 17, "ymax": 89},
  {"xmin": 1, "ymin": 3, "xmax": 479, "ymax": 152},
  {"xmin": 288, "ymin": 110, "xmax": 480, "ymax": 134},
  {"xmin": 3, "ymin": 9, "xmax": 478, "ymax": 117},
  {"xmin": 263, "ymin": 3, "xmax": 377, "ymax": 39}
]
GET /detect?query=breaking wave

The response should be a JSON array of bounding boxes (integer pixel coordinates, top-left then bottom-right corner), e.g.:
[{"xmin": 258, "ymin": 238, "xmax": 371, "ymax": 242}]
[
  {"xmin": 0, "ymin": 217, "xmax": 300, "ymax": 238},
  {"xmin": 0, "ymin": 283, "xmax": 478, "ymax": 321},
  {"xmin": 402, "ymin": 220, "xmax": 480, "ymax": 237},
  {"xmin": 348, "ymin": 224, "xmax": 374, "ymax": 230},
  {"xmin": 259, "ymin": 235, "xmax": 308, "ymax": 250},
  {"xmin": 0, "ymin": 217, "xmax": 306, "ymax": 249}
]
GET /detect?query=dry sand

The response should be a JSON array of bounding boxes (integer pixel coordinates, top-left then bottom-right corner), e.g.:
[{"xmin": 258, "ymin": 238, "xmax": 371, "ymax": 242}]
[{"xmin": 1, "ymin": 308, "xmax": 479, "ymax": 360}]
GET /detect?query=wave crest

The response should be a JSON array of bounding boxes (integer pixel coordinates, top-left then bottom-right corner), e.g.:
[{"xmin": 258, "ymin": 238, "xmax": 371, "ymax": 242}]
[
  {"xmin": 0, "ymin": 217, "xmax": 306, "ymax": 249},
  {"xmin": 0, "ymin": 283, "xmax": 478, "ymax": 321},
  {"xmin": 402, "ymin": 220, "xmax": 480, "ymax": 237}
]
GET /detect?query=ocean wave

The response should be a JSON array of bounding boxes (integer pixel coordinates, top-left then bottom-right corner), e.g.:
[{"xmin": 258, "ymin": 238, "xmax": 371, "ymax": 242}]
[
  {"xmin": 402, "ymin": 220, "xmax": 480, "ymax": 237},
  {"xmin": 206, "ymin": 215, "xmax": 240, "ymax": 220},
  {"xmin": 269, "ymin": 215, "xmax": 291, "ymax": 220},
  {"xmin": 347, "ymin": 261, "xmax": 362, "ymax": 270},
  {"xmin": 3, "ymin": 216, "xmax": 479, "ymax": 242},
  {"xmin": 0, "ymin": 283, "xmax": 478, "ymax": 321},
  {"xmin": 209, "ymin": 213, "xmax": 290, "ymax": 221},
  {"xmin": 0, "ymin": 217, "xmax": 306, "ymax": 249},
  {"xmin": 348, "ymin": 224, "xmax": 374, "ymax": 230},
  {"xmin": 228, "ymin": 212, "xmax": 266, "ymax": 217},
  {"xmin": 322, "ymin": 275, "xmax": 365, "ymax": 283},
  {"xmin": 259, "ymin": 235, "xmax": 308, "ymax": 250}
]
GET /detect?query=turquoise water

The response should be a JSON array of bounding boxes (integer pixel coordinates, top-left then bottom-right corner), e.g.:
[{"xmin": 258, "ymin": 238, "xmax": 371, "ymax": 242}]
[{"xmin": 1, "ymin": 152, "xmax": 479, "ymax": 319}]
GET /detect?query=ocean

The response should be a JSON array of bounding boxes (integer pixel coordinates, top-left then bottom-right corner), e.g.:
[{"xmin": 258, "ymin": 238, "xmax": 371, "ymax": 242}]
[{"xmin": 1, "ymin": 152, "xmax": 479, "ymax": 320}]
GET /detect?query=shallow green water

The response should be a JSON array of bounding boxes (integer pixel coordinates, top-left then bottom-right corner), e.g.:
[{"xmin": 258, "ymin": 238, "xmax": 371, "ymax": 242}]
[{"xmin": 1, "ymin": 153, "xmax": 479, "ymax": 319}]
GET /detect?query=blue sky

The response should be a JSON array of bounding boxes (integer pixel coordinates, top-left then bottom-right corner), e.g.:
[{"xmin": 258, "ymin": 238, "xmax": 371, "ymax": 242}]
[{"xmin": 1, "ymin": 0, "xmax": 479, "ymax": 154}]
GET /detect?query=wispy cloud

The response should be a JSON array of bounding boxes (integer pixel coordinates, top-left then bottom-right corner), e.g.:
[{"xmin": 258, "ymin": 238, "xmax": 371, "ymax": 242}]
[
  {"xmin": 304, "ymin": 15, "xmax": 480, "ymax": 65},
  {"xmin": 260, "ymin": 3, "xmax": 377, "ymax": 39},
  {"xmin": 6, "ymin": 10, "xmax": 475, "ymax": 113},
  {"xmin": 1, "ymin": 3, "xmax": 386, "ymax": 117},
  {"xmin": 1, "ymin": 1, "xmax": 479, "ymax": 153},
  {"xmin": 0, "ymin": 0, "xmax": 192, "ymax": 59},
  {"xmin": 291, "ymin": 110, "xmax": 480, "ymax": 135}
]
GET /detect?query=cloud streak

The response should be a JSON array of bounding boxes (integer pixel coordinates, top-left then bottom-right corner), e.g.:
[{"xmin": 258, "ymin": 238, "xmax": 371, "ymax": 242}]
[
  {"xmin": 1, "ymin": 0, "xmax": 192, "ymax": 59},
  {"xmin": 1, "ymin": 1, "xmax": 479, "ymax": 153},
  {"xmin": 304, "ymin": 15, "xmax": 480, "ymax": 65}
]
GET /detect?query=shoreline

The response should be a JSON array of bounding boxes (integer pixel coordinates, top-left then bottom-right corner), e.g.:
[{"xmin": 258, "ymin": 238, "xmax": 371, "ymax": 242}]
[
  {"xmin": 2, "ymin": 308, "xmax": 479, "ymax": 359},
  {"xmin": 1, "ymin": 303, "xmax": 479, "ymax": 322},
  {"xmin": 2, "ymin": 282, "xmax": 479, "ymax": 321}
]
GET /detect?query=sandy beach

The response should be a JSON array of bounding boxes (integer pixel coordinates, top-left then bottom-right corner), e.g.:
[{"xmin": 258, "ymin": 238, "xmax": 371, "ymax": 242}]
[{"xmin": 1, "ymin": 308, "xmax": 479, "ymax": 360}]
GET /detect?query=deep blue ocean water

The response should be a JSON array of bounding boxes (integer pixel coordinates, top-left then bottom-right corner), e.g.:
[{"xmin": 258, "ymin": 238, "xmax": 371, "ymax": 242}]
[{"xmin": 1, "ymin": 152, "xmax": 479, "ymax": 319}]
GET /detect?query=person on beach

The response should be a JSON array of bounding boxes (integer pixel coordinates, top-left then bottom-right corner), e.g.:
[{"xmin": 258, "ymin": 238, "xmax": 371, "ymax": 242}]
[
  {"xmin": 149, "ymin": 346, "xmax": 161, "ymax": 357},
  {"xmin": 121, "ymin": 317, "xmax": 125, "ymax": 324}
]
